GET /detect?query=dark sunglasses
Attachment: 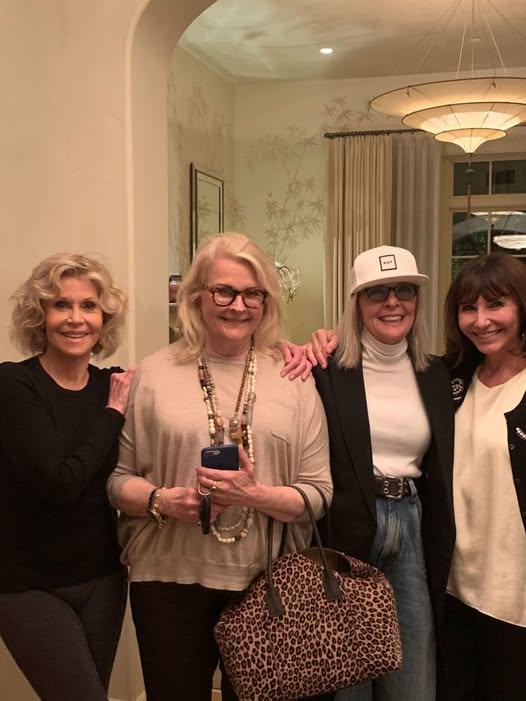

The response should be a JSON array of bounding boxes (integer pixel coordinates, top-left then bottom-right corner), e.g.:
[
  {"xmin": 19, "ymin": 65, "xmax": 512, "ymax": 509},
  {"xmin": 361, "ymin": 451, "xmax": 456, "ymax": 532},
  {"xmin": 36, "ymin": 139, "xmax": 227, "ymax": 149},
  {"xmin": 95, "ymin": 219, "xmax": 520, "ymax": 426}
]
[
  {"xmin": 204, "ymin": 285, "xmax": 268, "ymax": 308},
  {"xmin": 364, "ymin": 283, "xmax": 418, "ymax": 302}
]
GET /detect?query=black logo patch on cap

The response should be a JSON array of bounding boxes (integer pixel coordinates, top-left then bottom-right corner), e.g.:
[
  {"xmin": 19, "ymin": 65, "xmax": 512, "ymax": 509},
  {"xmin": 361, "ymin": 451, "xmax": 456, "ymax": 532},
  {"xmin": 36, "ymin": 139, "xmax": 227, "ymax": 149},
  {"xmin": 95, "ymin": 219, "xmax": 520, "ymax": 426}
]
[{"xmin": 379, "ymin": 254, "xmax": 397, "ymax": 271}]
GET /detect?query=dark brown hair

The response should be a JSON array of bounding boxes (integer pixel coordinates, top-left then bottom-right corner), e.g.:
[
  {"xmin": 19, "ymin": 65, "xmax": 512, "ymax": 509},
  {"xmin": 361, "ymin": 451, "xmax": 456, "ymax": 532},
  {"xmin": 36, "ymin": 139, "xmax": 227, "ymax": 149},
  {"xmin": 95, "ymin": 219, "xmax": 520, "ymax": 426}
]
[{"xmin": 444, "ymin": 252, "xmax": 526, "ymax": 368}]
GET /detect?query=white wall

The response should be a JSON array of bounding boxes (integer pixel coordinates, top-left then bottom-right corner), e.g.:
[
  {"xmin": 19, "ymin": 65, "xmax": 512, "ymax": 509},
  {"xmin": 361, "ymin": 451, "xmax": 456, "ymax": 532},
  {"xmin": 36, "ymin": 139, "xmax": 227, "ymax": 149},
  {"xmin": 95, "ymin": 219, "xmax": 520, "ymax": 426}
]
[{"xmin": 0, "ymin": 0, "xmax": 141, "ymax": 364}]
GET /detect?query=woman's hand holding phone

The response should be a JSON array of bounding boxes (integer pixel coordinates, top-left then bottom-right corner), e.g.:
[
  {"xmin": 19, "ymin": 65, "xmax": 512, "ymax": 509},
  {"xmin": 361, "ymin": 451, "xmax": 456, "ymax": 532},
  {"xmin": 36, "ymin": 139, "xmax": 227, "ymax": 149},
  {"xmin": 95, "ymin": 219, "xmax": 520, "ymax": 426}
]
[
  {"xmin": 196, "ymin": 445, "xmax": 257, "ymax": 510},
  {"xmin": 198, "ymin": 444, "xmax": 242, "ymax": 534}
]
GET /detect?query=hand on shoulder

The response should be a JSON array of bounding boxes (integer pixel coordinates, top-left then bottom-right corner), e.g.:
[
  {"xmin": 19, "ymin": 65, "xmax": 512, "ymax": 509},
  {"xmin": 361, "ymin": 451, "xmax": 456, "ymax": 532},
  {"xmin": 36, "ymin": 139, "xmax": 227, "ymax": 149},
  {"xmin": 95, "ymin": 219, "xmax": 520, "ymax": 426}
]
[
  {"xmin": 278, "ymin": 339, "xmax": 313, "ymax": 381},
  {"xmin": 106, "ymin": 367, "xmax": 136, "ymax": 415},
  {"xmin": 305, "ymin": 329, "xmax": 339, "ymax": 369}
]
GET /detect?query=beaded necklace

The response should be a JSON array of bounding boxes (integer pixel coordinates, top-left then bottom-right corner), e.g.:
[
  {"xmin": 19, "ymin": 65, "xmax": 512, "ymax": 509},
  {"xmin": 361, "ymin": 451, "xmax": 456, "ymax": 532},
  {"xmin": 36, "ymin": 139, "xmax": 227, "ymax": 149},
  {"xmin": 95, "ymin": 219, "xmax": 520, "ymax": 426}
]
[{"xmin": 197, "ymin": 341, "xmax": 257, "ymax": 543}]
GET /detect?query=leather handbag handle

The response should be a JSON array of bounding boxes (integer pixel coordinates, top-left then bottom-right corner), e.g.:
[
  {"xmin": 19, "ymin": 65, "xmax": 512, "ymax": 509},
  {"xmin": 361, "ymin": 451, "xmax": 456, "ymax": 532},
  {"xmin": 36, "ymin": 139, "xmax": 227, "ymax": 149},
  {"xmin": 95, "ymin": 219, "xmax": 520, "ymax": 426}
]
[
  {"xmin": 276, "ymin": 481, "xmax": 332, "ymax": 556},
  {"xmin": 299, "ymin": 481, "xmax": 333, "ymax": 546},
  {"xmin": 265, "ymin": 485, "xmax": 342, "ymax": 617}
]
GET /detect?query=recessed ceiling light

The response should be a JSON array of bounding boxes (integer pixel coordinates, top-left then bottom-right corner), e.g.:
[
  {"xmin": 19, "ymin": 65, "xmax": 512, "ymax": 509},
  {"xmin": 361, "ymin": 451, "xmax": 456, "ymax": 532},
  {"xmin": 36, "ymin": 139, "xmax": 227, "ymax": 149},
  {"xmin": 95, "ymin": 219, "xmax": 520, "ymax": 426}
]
[{"xmin": 320, "ymin": 48, "xmax": 333, "ymax": 55}]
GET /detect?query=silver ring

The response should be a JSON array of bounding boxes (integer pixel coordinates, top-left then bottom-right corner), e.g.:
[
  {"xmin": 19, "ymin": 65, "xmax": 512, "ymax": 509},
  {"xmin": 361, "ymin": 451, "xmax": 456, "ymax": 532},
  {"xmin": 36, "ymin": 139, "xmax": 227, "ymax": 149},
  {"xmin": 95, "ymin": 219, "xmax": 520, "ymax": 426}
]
[
  {"xmin": 210, "ymin": 480, "xmax": 218, "ymax": 491},
  {"xmin": 197, "ymin": 484, "xmax": 212, "ymax": 497}
]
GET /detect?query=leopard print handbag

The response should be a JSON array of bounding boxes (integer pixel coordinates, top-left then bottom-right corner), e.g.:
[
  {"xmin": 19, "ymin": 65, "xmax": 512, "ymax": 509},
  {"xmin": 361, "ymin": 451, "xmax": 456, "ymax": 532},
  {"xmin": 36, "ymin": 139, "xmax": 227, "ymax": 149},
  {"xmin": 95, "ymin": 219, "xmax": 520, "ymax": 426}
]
[{"xmin": 214, "ymin": 485, "xmax": 402, "ymax": 701}]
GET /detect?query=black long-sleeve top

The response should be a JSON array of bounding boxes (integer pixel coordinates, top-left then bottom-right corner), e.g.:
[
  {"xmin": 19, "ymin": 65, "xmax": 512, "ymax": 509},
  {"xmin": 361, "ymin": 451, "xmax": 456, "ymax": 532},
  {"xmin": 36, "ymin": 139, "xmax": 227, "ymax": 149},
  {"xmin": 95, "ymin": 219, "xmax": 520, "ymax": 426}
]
[{"xmin": 0, "ymin": 356, "xmax": 125, "ymax": 592}]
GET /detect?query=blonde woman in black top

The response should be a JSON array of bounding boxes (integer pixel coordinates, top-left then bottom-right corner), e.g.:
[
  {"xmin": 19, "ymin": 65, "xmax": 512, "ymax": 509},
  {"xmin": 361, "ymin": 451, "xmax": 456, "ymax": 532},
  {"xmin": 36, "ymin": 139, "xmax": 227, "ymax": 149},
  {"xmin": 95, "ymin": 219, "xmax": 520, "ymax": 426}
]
[{"xmin": 0, "ymin": 253, "xmax": 134, "ymax": 701}]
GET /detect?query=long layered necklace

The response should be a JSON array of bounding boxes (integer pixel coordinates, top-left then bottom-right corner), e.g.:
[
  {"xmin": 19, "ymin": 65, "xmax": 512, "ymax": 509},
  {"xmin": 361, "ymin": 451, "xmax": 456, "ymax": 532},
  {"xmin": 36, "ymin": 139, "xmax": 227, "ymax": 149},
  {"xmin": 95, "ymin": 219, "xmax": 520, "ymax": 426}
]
[{"xmin": 197, "ymin": 341, "xmax": 257, "ymax": 543}]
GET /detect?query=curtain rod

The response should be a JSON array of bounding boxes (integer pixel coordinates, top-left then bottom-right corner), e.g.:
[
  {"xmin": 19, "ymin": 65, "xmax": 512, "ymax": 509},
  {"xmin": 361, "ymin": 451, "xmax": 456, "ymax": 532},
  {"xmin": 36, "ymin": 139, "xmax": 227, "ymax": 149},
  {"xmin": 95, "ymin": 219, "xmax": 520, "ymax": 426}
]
[{"xmin": 324, "ymin": 128, "xmax": 424, "ymax": 139}]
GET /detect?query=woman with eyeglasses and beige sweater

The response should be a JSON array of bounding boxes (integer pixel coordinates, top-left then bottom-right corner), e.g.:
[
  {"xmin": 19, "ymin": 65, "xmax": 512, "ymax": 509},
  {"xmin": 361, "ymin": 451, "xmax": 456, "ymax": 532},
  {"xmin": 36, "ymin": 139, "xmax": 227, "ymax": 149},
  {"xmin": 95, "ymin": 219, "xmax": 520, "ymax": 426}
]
[{"xmin": 107, "ymin": 233, "xmax": 332, "ymax": 701}]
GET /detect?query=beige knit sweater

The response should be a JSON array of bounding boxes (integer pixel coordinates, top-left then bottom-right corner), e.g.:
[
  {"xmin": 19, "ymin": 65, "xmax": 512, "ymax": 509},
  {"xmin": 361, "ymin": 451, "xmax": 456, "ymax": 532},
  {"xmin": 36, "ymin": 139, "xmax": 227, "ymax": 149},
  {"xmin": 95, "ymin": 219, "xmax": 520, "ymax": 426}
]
[{"xmin": 107, "ymin": 343, "xmax": 332, "ymax": 591}]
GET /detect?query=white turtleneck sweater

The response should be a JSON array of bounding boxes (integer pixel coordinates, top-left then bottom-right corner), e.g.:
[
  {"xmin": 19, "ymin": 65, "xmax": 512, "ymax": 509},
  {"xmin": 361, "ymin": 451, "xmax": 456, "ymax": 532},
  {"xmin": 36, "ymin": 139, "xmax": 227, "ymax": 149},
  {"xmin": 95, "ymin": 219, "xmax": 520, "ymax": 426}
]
[{"xmin": 361, "ymin": 330, "xmax": 431, "ymax": 479}]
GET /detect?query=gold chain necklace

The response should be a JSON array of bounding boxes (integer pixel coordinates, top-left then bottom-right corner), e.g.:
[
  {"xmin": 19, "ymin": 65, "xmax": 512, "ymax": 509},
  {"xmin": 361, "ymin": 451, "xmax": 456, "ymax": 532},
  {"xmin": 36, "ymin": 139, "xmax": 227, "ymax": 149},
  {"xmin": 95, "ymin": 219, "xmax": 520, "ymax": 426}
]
[{"xmin": 197, "ymin": 342, "xmax": 257, "ymax": 543}]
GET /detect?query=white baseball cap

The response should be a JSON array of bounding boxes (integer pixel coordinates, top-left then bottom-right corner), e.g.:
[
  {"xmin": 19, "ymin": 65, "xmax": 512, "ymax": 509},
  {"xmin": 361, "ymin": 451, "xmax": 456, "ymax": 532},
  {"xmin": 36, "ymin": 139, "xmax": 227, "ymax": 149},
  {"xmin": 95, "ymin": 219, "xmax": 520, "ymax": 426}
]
[{"xmin": 350, "ymin": 245, "xmax": 428, "ymax": 295}]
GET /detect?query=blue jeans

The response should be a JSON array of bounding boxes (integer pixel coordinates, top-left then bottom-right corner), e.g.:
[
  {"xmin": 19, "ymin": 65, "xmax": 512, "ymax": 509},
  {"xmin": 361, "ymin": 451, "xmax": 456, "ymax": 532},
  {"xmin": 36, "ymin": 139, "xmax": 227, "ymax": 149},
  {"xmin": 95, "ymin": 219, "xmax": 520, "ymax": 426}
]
[{"xmin": 336, "ymin": 486, "xmax": 436, "ymax": 701}]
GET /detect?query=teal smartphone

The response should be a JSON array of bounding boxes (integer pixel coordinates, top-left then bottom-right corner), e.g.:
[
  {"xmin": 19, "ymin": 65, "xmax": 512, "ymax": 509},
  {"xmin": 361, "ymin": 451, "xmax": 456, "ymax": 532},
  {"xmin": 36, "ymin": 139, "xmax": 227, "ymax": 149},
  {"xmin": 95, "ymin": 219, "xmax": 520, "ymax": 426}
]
[{"xmin": 201, "ymin": 444, "xmax": 239, "ymax": 470}]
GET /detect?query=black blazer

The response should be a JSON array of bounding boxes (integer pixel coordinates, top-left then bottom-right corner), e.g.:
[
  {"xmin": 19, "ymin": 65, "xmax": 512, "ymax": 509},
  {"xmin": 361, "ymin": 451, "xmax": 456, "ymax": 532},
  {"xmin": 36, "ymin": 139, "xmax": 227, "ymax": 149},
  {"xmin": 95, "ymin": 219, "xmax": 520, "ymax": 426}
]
[{"xmin": 313, "ymin": 355, "xmax": 456, "ymax": 653}]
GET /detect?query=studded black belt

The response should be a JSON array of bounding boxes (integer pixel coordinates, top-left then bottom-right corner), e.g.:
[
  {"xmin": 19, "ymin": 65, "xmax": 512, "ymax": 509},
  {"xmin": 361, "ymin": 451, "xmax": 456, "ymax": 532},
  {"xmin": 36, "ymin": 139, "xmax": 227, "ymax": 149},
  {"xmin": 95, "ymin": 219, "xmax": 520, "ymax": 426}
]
[{"xmin": 374, "ymin": 476, "xmax": 413, "ymax": 499}]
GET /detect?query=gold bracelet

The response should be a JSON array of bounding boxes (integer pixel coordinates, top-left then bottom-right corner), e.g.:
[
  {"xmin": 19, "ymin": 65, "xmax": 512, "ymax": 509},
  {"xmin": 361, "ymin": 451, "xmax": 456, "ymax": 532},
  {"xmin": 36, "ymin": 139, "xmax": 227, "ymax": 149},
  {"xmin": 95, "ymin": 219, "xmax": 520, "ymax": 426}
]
[{"xmin": 146, "ymin": 487, "xmax": 167, "ymax": 529}]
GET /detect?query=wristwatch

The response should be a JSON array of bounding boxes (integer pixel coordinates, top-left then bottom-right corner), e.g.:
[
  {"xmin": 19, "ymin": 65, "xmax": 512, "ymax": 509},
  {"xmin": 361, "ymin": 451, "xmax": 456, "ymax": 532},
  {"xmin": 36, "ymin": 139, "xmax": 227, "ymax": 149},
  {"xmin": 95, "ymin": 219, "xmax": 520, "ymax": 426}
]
[{"xmin": 146, "ymin": 487, "xmax": 167, "ymax": 529}]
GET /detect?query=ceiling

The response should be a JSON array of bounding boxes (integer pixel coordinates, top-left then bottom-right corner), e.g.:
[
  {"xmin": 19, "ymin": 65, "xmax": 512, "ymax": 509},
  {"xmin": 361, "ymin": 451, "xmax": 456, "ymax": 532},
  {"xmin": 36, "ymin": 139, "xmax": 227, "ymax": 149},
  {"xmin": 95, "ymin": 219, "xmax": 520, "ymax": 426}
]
[{"xmin": 180, "ymin": 0, "xmax": 526, "ymax": 82}]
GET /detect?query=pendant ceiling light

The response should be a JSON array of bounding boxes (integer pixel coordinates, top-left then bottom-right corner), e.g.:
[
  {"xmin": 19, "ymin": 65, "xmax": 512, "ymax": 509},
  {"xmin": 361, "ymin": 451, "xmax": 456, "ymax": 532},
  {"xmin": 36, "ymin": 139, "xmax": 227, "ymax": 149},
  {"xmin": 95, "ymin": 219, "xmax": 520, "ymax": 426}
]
[{"xmin": 370, "ymin": 0, "xmax": 526, "ymax": 154}]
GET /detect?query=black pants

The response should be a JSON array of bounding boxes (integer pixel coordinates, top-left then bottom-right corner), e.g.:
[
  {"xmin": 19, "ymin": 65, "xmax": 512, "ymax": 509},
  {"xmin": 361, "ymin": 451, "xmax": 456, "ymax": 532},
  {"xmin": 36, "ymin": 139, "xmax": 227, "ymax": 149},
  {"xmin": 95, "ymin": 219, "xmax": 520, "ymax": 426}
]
[
  {"xmin": 441, "ymin": 594, "xmax": 526, "ymax": 701},
  {"xmin": 130, "ymin": 581, "xmax": 243, "ymax": 701},
  {"xmin": 130, "ymin": 581, "xmax": 339, "ymax": 701},
  {"xmin": 0, "ymin": 568, "xmax": 127, "ymax": 701}
]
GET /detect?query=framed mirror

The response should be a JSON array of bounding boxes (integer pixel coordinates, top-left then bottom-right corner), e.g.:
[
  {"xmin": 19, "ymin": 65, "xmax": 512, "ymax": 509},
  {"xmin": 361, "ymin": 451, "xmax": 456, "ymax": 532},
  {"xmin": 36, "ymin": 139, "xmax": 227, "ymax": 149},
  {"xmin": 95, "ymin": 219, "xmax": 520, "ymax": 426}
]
[{"xmin": 190, "ymin": 163, "xmax": 224, "ymax": 259}]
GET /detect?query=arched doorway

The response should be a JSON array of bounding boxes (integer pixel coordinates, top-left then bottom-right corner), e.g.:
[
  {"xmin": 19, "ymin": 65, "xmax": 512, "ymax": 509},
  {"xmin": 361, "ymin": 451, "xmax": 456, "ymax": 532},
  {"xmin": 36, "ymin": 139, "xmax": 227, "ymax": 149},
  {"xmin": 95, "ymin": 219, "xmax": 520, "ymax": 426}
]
[{"xmin": 128, "ymin": 0, "xmax": 215, "ymax": 362}]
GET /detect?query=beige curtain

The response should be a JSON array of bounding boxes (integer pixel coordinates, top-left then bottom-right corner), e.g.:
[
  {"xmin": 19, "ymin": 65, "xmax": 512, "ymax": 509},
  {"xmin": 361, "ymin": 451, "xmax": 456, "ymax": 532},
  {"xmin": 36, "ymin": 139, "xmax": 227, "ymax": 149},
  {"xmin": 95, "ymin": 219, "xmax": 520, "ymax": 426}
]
[
  {"xmin": 392, "ymin": 133, "xmax": 442, "ymax": 351},
  {"xmin": 324, "ymin": 135, "xmax": 392, "ymax": 327}
]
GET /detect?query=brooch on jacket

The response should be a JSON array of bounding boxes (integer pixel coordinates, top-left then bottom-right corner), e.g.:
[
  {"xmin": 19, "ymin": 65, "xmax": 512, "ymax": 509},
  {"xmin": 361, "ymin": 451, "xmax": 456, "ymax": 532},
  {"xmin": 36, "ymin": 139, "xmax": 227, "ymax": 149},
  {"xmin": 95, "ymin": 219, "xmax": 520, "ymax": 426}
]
[
  {"xmin": 516, "ymin": 426, "xmax": 526, "ymax": 441},
  {"xmin": 451, "ymin": 377, "xmax": 464, "ymax": 404}
]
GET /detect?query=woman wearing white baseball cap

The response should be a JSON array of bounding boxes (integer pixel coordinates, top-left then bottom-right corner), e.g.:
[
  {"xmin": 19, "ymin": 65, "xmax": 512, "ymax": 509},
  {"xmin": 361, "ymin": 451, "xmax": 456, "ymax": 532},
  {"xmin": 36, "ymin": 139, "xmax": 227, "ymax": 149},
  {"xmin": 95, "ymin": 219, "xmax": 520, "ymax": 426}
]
[{"xmin": 308, "ymin": 245, "xmax": 455, "ymax": 701}]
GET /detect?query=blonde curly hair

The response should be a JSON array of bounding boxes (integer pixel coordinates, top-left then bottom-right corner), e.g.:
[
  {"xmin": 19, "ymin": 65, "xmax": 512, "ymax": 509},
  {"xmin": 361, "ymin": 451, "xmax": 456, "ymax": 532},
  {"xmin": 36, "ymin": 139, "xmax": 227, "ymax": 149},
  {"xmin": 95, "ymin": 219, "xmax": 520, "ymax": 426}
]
[{"xmin": 10, "ymin": 253, "xmax": 127, "ymax": 359}]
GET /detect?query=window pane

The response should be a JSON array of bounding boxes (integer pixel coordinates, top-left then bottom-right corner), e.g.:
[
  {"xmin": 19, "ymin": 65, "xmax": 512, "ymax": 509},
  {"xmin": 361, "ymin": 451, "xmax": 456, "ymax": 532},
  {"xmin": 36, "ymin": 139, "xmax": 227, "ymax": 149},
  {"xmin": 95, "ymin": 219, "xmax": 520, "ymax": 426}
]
[
  {"xmin": 490, "ymin": 210, "xmax": 526, "ymax": 253},
  {"xmin": 452, "ymin": 212, "xmax": 489, "ymax": 256},
  {"xmin": 451, "ymin": 258, "xmax": 470, "ymax": 277},
  {"xmin": 453, "ymin": 161, "xmax": 489, "ymax": 196},
  {"xmin": 492, "ymin": 160, "xmax": 526, "ymax": 194}
]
